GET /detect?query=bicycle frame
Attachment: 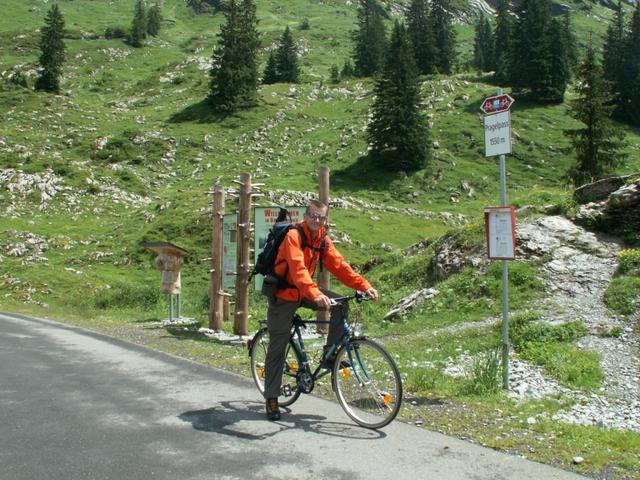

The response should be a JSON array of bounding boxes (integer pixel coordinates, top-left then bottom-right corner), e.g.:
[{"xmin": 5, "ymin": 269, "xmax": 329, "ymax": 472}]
[{"xmin": 286, "ymin": 296, "xmax": 370, "ymax": 389}]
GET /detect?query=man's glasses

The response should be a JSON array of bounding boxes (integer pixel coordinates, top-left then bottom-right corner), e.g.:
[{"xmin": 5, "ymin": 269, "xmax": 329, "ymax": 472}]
[{"xmin": 306, "ymin": 213, "xmax": 327, "ymax": 222}]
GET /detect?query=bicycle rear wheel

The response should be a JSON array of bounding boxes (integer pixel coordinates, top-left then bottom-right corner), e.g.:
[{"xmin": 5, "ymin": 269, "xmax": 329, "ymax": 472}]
[
  {"xmin": 333, "ymin": 338, "xmax": 402, "ymax": 429},
  {"xmin": 249, "ymin": 328, "xmax": 302, "ymax": 407}
]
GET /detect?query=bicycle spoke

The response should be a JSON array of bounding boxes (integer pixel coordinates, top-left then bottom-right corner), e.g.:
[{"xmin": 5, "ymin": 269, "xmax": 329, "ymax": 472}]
[
  {"xmin": 249, "ymin": 328, "xmax": 303, "ymax": 407},
  {"xmin": 333, "ymin": 338, "xmax": 402, "ymax": 429}
]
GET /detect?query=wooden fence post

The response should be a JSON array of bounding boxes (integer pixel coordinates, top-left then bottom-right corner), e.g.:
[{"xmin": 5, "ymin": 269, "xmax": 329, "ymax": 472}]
[
  {"xmin": 209, "ymin": 185, "xmax": 225, "ymax": 330},
  {"xmin": 233, "ymin": 173, "xmax": 251, "ymax": 336},
  {"xmin": 316, "ymin": 166, "xmax": 330, "ymax": 334}
]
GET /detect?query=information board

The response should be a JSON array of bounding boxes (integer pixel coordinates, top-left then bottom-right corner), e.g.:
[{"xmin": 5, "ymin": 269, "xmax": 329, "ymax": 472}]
[
  {"xmin": 222, "ymin": 214, "xmax": 237, "ymax": 291},
  {"xmin": 484, "ymin": 207, "xmax": 516, "ymax": 260}
]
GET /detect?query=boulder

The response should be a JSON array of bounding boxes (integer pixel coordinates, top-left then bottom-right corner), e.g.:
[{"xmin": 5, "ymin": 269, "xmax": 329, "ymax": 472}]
[
  {"xmin": 574, "ymin": 175, "xmax": 631, "ymax": 204},
  {"xmin": 573, "ymin": 175, "xmax": 640, "ymax": 240}
]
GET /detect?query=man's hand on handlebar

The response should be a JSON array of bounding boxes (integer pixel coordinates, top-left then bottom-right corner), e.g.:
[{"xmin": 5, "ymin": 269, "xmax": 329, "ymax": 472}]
[
  {"xmin": 365, "ymin": 287, "xmax": 379, "ymax": 302},
  {"xmin": 314, "ymin": 293, "xmax": 332, "ymax": 309}
]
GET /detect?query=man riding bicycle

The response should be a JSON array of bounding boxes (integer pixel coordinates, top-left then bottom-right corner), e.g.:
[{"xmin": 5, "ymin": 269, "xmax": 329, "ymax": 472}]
[{"xmin": 263, "ymin": 199, "xmax": 378, "ymax": 420}]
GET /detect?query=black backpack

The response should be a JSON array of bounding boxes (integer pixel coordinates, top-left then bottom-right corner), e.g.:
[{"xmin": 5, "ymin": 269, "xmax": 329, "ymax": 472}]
[{"xmin": 251, "ymin": 207, "xmax": 325, "ymax": 290}]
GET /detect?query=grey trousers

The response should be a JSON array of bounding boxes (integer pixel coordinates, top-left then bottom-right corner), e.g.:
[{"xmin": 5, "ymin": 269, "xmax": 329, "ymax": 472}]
[{"xmin": 263, "ymin": 289, "xmax": 346, "ymax": 399}]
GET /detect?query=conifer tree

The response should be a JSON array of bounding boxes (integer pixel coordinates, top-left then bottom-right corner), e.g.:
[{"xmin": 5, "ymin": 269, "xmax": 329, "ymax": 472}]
[
  {"xmin": 35, "ymin": 3, "xmax": 66, "ymax": 93},
  {"xmin": 547, "ymin": 18, "xmax": 570, "ymax": 102},
  {"xmin": 262, "ymin": 51, "xmax": 278, "ymax": 85},
  {"xmin": 603, "ymin": 2, "xmax": 626, "ymax": 118},
  {"xmin": 209, "ymin": 0, "xmax": 260, "ymax": 112},
  {"xmin": 352, "ymin": 0, "xmax": 387, "ymax": 77},
  {"xmin": 341, "ymin": 59, "xmax": 355, "ymax": 78},
  {"xmin": 562, "ymin": 14, "xmax": 578, "ymax": 77},
  {"xmin": 564, "ymin": 42, "xmax": 626, "ymax": 186},
  {"xmin": 493, "ymin": 0, "xmax": 512, "ymax": 83},
  {"xmin": 330, "ymin": 64, "xmax": 340, "ymax": 83},
  {"xmin": 510, "ymin": 0, "xmax": 570, "ymax": 102},
  {"xmin": 623, "ymin": 2, "xmax": 640, "ymax": 124},
  {"xmin": 130, "ymin": 0, "xmax": 147, "ymax": 48},
  {"xmin": 368, "ymin": 21, "xmax": 429, "ymax": 172},
  {"xmin": 406, "ymin": 0, "xmax": 437, "ymax": 75},
  {"xmin": 274, "ymin": 26, "xmax": 300, "ymax": 83},
  {"xmin": 430, "ymin": 0, "xmax": 457, "ymax": 74},
  {"xmin": 473, "ymin": 14, "xmax": 494, "ymax": 72},
  {"xmin": 147, "ymin": 4, "xmax": 161, "ymax": 37}
]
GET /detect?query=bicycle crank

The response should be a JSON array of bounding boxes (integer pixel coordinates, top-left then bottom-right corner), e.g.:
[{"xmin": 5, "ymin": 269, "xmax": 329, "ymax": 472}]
[{"xmin": 297, "ymin": 370, "xmax": 315, "ymax": 393}]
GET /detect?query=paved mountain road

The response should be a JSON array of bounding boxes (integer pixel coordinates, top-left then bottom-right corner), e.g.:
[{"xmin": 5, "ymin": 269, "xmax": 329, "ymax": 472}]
[{"xmin": 0, "ymin": 312, "xmax": 587, "ymax": 480}]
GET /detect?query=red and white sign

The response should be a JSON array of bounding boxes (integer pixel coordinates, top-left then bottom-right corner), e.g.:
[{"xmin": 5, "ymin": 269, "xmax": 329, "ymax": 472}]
[
  {"xmin": 484, "ymin": 207, "xmax": 516, "ymax": 260},
  {"xmin": 480, "ymin": 94, "xmax": 515, "ymax": 114}
]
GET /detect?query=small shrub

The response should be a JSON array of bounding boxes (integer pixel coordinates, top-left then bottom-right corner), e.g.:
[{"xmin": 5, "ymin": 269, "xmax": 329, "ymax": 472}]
[
  {"xmin": 617, "ymin": 248, "xmax": 640, "ymax": 276},
  {"xmin": 604, "ymin": 276, "xmax": 640, "ymax": 315},
  {"xmin": 105, "ymin": 26, "xmax": 128, "ymax": 39},
  {"xmin": 299, "ymin": 18, "xmax": 310, "ymax": 30},
  {"xmin": 460, "ymin": 348, "xmax": 501, "ymax": 396}
]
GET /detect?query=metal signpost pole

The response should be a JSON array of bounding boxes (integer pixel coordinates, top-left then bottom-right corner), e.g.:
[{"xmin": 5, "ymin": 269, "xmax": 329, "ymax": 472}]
[
  {"xmin": 499, "ymin": 150, "xmax": 510, "ymax": 389},
  {"xmin": 481, "ymin": 87, "xmax": 514, "ymax": 390}
]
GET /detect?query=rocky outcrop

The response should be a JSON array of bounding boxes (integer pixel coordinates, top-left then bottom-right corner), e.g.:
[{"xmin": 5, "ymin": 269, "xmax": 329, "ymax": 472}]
[{"xmin": 573, "ymin": 175, "xmax": 640, "ymax": 241}]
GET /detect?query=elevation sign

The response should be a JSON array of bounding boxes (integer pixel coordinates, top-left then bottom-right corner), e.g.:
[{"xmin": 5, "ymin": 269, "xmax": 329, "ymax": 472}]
[{"xmin": 483, "ymin": 110, "xmax": 512, "ymax": 157}]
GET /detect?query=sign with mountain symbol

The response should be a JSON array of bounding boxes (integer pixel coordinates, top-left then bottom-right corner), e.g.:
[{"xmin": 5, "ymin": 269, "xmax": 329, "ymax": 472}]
[{"xmin": 480, "ymin": 94, "xmax": 515, "ymax": 114}]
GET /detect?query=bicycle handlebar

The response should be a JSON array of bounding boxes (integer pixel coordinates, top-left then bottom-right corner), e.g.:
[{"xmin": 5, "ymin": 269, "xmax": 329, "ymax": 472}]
[{"xmin": 329, "ymin": 291, "xmax": 371, "ymax": 306}]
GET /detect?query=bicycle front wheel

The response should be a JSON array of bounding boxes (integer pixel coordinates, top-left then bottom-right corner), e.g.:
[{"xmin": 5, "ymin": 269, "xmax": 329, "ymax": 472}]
[
  {"xmin": 333, "ymin": 338, "xmax": 402, "ymax": 429},
  {"xmin": 249, "ymin": 327, "xmax": 302, "ymax": 407}
]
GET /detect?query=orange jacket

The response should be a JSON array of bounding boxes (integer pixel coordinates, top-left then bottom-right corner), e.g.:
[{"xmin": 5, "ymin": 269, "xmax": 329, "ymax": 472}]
[{"xmin": 273, "ymin": 222, "xmax": 372, "ymax": 302}]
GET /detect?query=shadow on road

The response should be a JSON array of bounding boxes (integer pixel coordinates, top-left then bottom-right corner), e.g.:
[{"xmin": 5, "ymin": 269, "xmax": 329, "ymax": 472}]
[{"xmin": 179, "ymin": 400, "xmax": 386, "ymax": 440}]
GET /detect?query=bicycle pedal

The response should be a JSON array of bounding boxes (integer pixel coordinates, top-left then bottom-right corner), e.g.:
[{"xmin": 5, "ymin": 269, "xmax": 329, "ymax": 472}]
[{"xmin": 280, "ymin": 384, "xmax": 292, "ymax": 397}]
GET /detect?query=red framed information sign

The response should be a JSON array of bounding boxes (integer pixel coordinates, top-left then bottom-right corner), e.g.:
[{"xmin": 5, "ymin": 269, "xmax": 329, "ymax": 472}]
[{"xmin": 484, "ymin": 207, "xmax": 516, "ymax": 260}]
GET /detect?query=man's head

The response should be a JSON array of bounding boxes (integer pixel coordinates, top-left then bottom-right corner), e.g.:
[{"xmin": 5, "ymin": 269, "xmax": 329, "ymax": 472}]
[{"xmin": 304, "ymin": 200, "xmax": 328, "ymax": 235}]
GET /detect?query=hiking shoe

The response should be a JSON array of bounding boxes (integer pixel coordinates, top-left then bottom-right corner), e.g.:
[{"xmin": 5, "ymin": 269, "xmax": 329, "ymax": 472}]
[{"xmin": 265, "ymin": 398, "xmax": 280, "ymax": 421}]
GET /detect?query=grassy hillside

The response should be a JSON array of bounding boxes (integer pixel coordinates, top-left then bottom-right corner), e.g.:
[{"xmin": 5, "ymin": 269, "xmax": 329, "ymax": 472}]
[{"xmin": 2, "ymin": 1, "xmax": 640, "ymax": 478}]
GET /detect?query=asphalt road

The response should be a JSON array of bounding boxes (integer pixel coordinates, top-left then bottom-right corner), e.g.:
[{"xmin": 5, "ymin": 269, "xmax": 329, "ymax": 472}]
[{"xmin": 0, "ymin": 312, "xmax": 588, "ymax": 480}]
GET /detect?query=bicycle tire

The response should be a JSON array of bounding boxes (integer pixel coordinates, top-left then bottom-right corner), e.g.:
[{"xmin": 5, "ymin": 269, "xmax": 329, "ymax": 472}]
[
  {"xmin": 332, "ymin": 338, "xmax": 402, "ymax": 429},
  {"xmin": 249, "ymin": 327, "xmax": 303, "ymax": 407}
]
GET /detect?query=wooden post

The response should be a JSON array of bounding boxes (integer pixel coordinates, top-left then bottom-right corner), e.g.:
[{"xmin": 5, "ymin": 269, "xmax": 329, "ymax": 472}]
[
  {"xmin": 209, "ymin": 185, "xmax": 225, "ymax": 330},
  {"xmin": 233, "ymin": 173, "xmax": 251, "ymax": 336},
  {"xmin": 316, "ymin": 166, "xmax": 330, "ymax": 334},
  {"xmin": 223, "ymin": 296, "xmax": 230, "ymax": 322}
]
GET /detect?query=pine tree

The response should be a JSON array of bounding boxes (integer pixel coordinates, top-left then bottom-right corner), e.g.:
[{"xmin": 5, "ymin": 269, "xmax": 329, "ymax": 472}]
[
  {"xmin": 208, "ymin": 0, "xmax": 260, "ymax": 112},
  {"xmin": 368, "ymin": 21, "xmax": 429, "ymax": 172},
  {"xmin": 473, "ymin": 14, "xmax": 494, "ymax": 72},
  {"xmin": 262, "ymin": 51, "xmax": 278, "ymax": 84},
  {"xmin": 130, "ymin": 0, "xmax": 147, "ymax": 48},
  {"xmin": 493, "ymin": 0, "xmax": 512, "ymax": 83},
  {"xmin": 406, "ymin": 0, "xmax": 437, "ymax": 75},
  {"xmin": 430, "ymin": 0, "xmax": 457, "ymax": 74},
  {"xmin": 352, "ymin": 0, "xmax": 387, "ymax": 77},
  {"xmin": 564, "ymin": 42, "xmax": 626, "ymax": 186},
  {"xmin": 623, "ymin": 2, "xmax": 640, "ymax": 124},
  {"xmin": 562, "ymin": 14, "xmax": 578, "ymax": 77},
  {"xmin": 510, "ymin": 0, "xmax": 570, "ymax": 102},
  {"xmin": 35, "ymin": 3, "xmax": 66, "ymax": 93},
  {"xmin": 547, "ymin": 18, "xmax": 570, "ymax": 102},
  {"xmin": 275, "ymin": 26, "xmax": 300, "ymax": 83},
  {"xmin": 602, "ymin": 2, "xmax": 626, "ymax": 118},
  {"xmin": 330, "ymin": 64, "xmax": 340, "ymax": 83},
  {"xmin": 341, "ymin": 59, "xmax": 355, "ymax": 78},
  {"xmin": 147, "ymin": 4, "xmax": 161, "ymax": 37}
]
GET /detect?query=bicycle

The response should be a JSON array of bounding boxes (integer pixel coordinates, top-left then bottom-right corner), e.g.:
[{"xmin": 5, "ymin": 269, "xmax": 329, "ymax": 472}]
[{"xmin": 248, "ymin": 292, "xmax": 402, "ymax": 429}]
